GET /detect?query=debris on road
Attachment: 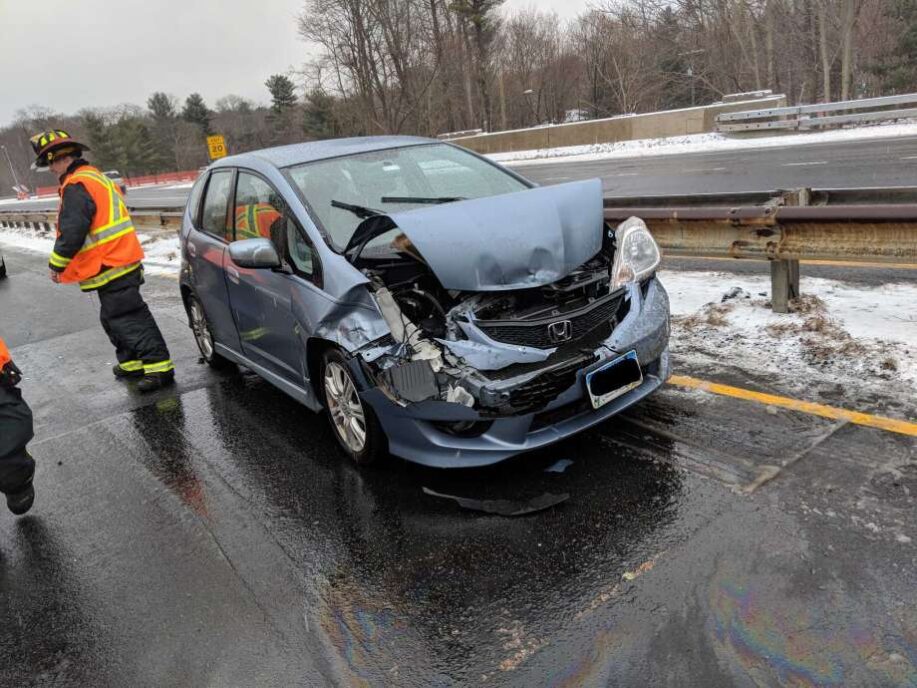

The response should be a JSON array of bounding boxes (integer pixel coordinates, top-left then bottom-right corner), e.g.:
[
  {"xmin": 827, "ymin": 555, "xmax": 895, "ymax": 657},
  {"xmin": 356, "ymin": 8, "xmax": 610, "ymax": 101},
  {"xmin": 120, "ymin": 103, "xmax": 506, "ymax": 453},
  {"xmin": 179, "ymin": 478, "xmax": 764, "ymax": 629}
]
[
  {"xmin": 544, "ymin": 458, "xmax": 574, "ymax": 473},
  {"xmin": 421, "ymin": 486, "xmax": 570, "ymax": 516}
]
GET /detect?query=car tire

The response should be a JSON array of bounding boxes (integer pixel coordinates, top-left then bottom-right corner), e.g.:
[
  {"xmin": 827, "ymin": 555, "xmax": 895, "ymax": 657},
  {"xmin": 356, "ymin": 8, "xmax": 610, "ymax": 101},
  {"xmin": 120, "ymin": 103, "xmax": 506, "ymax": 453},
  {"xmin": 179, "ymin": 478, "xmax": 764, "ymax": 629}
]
[
  {"xmin": 188, "ymin": 293, "xmax": 234, "ymax": 371},
  {"xmin": 321, "ymin": 348, "xmax": 385, "ymax": 466},
  {"xmin": 0, "ymin": 257, "xmax": 6, "ymax": 279}
]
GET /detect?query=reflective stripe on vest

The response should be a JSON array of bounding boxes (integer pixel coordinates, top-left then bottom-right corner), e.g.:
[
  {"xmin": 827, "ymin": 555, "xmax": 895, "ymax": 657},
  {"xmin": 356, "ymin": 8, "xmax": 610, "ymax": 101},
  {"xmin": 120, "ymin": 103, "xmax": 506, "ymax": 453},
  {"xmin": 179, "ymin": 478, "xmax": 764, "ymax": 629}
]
[
  {"xmin": 69, "ymin": 170, "xmax": 135, "ymax": 253},
  {"xmin": 78, "ymin": 261, "xmax": 141, "ymax": 291}
]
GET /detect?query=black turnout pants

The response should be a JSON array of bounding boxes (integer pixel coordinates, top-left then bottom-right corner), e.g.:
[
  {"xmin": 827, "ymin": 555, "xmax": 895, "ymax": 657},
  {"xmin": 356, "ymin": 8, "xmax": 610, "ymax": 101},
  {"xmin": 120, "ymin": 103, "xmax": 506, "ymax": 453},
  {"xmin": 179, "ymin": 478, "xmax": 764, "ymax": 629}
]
[
  {"xmin": 97, "ymin": 267, "xmax": 171, "ymax": 370},
  {"xmin": 0, "ymin": 384, "xmax": 35, "ymax": 497}
]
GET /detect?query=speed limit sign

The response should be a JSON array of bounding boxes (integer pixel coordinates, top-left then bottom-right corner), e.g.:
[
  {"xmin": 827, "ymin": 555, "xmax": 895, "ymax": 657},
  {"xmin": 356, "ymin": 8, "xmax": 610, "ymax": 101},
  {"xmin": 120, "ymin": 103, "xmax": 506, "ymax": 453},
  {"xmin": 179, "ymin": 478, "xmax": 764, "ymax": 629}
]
[{"xmin": 207, "ymin": 134, "xmax": 228, "ymax": 160}]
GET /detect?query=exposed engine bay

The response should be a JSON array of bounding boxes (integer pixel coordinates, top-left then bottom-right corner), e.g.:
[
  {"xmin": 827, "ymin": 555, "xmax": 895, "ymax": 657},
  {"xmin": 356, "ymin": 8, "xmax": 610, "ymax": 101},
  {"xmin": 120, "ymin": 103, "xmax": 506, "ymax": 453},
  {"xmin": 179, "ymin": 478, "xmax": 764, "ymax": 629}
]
[{"xmin": 354, "ymin": 226, "xmax": 630, "ymax": 418}]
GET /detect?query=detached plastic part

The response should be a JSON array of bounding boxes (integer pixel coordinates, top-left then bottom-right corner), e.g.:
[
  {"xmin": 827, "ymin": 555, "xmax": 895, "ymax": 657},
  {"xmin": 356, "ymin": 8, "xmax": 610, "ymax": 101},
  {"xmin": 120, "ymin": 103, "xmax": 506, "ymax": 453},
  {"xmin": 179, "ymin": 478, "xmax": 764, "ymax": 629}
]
[{"xmin": 422, "ymin": 486, "xmax": 570, "ymax": 516}]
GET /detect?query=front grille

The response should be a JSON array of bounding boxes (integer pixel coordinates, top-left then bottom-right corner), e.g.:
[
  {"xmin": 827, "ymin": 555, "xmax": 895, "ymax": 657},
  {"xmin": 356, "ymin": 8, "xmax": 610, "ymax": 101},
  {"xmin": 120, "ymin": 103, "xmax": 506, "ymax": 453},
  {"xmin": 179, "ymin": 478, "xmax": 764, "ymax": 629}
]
[
  {"xmin": 477, "ymin": 290, "xmax": 624, "ymax": 349},
  {"xmin": 507, "ymin": 355, "xmax": 594, "ymax": 412}
]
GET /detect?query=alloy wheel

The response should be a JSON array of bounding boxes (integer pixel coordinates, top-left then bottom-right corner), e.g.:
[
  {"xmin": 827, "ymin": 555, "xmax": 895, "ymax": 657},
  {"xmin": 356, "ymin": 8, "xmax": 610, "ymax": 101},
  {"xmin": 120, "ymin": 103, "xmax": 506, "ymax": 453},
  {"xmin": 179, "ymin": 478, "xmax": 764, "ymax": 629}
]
[
  {"xmin": 323, "ymin": 361, "xmax": 367, "ymax": 454},
  {"xmin": 189, "ymin": 298, "xmax": 215, "ymax": 360}
]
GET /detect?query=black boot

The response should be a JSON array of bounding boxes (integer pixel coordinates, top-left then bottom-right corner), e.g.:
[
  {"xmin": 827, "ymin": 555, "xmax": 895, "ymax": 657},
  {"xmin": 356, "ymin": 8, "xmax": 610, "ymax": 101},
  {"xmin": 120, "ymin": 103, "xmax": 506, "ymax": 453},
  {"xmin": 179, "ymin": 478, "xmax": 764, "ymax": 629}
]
[
  {"xmin": 137, "ymin": 370, "xmax": 175, "ymax": 393},
  {"xmin": 113, "ymin": 362, "xmax": 144, "ymax": 379},
  {"xmin": 7, "ymin": 481, "xmax": 34, "ymax": 516}
]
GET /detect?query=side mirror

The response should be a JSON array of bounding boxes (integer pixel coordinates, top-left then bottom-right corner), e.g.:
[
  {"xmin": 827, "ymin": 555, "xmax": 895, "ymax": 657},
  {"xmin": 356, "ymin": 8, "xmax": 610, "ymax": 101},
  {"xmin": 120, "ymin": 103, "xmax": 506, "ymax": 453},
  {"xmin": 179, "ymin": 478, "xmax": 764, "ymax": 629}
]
[{"xmin": 228, "ymin": 238, "xmax": 281, "ymax": 269}]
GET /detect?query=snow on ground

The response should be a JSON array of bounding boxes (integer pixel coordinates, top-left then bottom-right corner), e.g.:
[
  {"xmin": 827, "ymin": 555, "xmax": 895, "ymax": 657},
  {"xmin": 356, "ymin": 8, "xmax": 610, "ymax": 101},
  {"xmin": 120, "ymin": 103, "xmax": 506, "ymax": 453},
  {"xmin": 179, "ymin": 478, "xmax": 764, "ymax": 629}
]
[
  {"xmin": 0, "ymin": 224, "xmax": 181, "ymax": 276},
  {"xmin": 488, "ymin": 120, "xmax": 917, "ymax": 166},
  {"xmin": 660, "ymin": 269, "xmax": 917, "ymax": 398}
]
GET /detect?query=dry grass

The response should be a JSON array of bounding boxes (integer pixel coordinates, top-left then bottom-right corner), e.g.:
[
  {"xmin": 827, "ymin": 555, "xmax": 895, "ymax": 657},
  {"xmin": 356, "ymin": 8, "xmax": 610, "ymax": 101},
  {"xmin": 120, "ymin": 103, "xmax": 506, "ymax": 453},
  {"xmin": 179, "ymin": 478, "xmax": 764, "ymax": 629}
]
[
  {"xmin": 881, "ymin": 357, "xmax": 899, "ymax": 371},
  {"xmin": 675, "ymin": 303, "xmax": 734, "ymax": 330},
  {"xmin": 788, "ymin": 294, "xmax": 826, "ymax": 315}
]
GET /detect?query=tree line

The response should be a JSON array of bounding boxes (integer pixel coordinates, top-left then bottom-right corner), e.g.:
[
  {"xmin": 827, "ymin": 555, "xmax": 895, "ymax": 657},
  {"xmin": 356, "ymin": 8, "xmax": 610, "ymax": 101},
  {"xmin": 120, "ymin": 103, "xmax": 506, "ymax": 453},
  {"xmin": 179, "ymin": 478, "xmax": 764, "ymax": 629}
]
[{"xmin": 1, "ymin": 0, "xmax": 915, "ymax": 195}]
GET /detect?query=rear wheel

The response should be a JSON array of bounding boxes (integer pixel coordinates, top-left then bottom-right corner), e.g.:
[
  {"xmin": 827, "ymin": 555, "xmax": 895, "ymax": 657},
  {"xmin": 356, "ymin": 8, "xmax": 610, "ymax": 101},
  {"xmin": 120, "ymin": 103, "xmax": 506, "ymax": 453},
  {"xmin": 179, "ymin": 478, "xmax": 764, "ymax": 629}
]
[
  {"xmin": 188, "ymin": 294, "xmax": 234, "ymax": 370},
  {"xmin": 322, "ymin": 349, "xmax": 385, "ymax": 465}
]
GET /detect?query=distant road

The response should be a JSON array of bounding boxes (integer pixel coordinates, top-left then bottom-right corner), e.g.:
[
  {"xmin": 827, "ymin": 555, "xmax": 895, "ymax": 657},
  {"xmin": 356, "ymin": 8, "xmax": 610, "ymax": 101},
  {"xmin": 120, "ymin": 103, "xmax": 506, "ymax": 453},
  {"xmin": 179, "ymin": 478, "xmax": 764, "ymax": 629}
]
[
  {"xmin": 516, "ymin": 132, "xmax": 917, "ymax": 196},
  {"xmin": 3, "ymin": 133, "xmax": 916, "ymax": 212}
]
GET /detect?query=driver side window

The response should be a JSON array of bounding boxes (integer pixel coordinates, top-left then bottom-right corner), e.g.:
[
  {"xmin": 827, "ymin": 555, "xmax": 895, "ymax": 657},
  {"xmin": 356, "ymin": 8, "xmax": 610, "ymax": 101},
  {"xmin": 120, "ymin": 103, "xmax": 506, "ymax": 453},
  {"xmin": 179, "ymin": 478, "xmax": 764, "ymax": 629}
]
[{"xmin": 233, "ymin": 171, "xmax": 286, "ymax": 246}]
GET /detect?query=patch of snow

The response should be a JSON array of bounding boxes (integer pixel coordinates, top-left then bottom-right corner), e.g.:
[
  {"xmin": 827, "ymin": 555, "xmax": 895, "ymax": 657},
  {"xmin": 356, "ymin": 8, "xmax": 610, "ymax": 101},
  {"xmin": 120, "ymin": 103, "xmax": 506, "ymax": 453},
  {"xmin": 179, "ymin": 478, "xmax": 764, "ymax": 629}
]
[
  {"xmin": 0, "ymin": 224, "xmax": 55, "ymax": 253},
  {"xmin": 488, "ymin": 120, "xmax": 917, "ymax": 165},
  {"xmin": 661, "ymin": 269, "xmax": 917, "ymax": 396},
  {"xmin": 138, "ymin": 233, "xmax": 181, "ymax": 275},
  {"xmin": 0, "ymin": 225, "xmax": 180, "ymax": 276}
]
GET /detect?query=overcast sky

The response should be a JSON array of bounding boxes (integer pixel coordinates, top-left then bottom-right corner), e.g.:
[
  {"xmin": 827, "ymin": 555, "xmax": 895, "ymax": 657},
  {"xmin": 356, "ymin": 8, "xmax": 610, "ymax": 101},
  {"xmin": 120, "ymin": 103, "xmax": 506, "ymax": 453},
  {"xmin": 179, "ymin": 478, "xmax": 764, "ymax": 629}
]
[{"xmin": 0, "ymin": 0, "xmax": 591, "ymax": 128}]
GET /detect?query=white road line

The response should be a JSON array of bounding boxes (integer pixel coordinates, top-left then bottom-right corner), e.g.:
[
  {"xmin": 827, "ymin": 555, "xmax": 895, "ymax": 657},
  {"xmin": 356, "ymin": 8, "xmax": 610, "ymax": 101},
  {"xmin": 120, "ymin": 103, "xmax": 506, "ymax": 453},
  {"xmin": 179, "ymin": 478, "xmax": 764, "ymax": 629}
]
[
  {"xmin": 782, "ymin": 161, "xmax": 828, "ymax": 167},
  {"xmin": 900, "ymin": 155, "xmax": 917, "ymax": 160},
  {"xmin": 608, "ymin": 172, "xmax": 639, "ymax": 177},
  {"xmin": 683, "ymin": 167, "xmax": 727, "ymax": 173}
]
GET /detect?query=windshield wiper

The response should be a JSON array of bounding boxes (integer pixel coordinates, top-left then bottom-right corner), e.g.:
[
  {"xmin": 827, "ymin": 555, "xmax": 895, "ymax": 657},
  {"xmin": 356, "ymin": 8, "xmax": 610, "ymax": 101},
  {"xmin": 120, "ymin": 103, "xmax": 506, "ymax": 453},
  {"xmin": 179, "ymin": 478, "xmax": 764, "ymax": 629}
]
[
  {"xmin": 380, "ymin": 195, "xmax": 465, "ymax": 204},
  {"xmin": 331, "ymin": 199, "xmax": 381, "ymax": 219}
]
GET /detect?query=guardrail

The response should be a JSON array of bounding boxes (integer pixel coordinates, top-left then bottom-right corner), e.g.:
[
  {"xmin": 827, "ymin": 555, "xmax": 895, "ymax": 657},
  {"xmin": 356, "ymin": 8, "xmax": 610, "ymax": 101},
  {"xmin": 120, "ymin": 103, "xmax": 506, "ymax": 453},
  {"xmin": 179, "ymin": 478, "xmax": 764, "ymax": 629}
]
[
  {"xmin": 604, "ymin": 186, "xmax": 917, "ymax": 311},
  {"xmin": 0, "ymin": 209, "xmax": 183, "ymax": 234},
  {"xmin": 2, "ymin": 188, "xmax": 915, "ymax": 313},
  {"xmin": 715, "ymin": 93, "xmax": 917, "ymax": 133}
]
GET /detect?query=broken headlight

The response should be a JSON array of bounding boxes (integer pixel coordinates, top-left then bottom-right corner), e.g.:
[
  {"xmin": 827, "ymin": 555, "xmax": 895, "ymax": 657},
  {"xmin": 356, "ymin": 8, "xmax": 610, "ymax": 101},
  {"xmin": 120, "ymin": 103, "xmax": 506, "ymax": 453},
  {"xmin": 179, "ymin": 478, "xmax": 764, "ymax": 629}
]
[{"xmin": 611, "ymin": 217, "xmax": 661, "ymax": 288}]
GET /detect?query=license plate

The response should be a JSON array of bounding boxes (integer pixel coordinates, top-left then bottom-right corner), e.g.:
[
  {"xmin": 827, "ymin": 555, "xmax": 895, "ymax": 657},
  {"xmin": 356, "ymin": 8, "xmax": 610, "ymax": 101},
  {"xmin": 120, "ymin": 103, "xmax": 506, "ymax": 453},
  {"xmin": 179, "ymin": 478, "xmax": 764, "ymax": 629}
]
[{"xmin": 585, "ymin": 350, "xmax": 643, "ymax": 409}]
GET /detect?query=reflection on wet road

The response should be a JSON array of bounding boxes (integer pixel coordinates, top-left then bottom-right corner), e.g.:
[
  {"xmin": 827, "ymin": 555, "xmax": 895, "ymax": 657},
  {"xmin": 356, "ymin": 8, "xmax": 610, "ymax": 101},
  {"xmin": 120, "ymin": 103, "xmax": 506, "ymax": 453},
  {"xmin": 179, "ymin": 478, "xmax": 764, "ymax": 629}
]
[{"xmin": 1, "ymin": 245, "xmax": 914, "ymax": 686}]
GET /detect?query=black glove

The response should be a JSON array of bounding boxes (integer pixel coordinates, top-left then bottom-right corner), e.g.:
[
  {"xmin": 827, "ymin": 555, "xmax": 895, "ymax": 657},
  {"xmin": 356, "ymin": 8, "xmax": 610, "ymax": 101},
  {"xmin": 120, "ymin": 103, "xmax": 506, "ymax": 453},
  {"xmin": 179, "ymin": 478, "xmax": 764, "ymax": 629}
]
[{"xmin": 0, "ymin": 360, "xmax": 22, "ymax": 388}]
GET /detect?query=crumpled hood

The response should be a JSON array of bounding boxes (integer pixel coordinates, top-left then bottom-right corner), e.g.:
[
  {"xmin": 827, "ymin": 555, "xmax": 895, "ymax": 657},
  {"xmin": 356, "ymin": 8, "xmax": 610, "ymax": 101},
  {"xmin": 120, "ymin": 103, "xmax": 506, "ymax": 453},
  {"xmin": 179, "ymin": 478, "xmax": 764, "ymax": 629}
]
[{"xmin": 387, "ymin": 178, "xmax": 604, "ymax": 291}]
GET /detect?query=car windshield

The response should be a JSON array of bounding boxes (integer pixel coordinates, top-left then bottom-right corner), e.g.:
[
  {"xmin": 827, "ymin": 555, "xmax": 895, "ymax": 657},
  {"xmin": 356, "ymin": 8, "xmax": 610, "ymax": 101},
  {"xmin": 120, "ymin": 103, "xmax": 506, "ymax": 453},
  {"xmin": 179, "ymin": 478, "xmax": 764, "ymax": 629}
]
[{"xmin": 285, "ymin": 143, "xmax": 529, "ymax": 251}]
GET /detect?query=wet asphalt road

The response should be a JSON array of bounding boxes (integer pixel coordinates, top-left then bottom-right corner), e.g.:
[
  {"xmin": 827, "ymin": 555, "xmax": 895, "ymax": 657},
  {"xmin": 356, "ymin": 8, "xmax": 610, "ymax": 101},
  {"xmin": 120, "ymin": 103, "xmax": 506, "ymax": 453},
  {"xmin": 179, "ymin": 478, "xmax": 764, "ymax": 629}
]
[{"xmin": 0, "ymin": 244, "xmax": 915, "ymax": 687}]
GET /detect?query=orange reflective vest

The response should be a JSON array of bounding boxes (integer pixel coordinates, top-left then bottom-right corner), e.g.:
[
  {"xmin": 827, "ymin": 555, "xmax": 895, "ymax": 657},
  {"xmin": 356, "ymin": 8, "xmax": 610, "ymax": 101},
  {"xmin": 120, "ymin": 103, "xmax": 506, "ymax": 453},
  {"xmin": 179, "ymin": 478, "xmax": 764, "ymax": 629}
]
[
  {"xmin": 235, "ymin": 203, "xmax": 281, "ymax": 241},
  {"xmin": 0, "ymin": 337, "xmax": 10, "ymax": 369},
  {"xmin": 51, "ymin": 165, "xmax": 144, "ymax": 291}
]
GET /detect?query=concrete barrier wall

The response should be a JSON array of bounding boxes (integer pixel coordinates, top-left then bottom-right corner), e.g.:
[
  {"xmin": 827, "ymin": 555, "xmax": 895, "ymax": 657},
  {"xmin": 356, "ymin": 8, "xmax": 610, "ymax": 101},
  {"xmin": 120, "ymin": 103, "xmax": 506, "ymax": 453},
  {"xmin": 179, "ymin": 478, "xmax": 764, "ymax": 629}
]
[{"xmin": 450, "ymin": 96, "xmax": 787, "ymax": 155}]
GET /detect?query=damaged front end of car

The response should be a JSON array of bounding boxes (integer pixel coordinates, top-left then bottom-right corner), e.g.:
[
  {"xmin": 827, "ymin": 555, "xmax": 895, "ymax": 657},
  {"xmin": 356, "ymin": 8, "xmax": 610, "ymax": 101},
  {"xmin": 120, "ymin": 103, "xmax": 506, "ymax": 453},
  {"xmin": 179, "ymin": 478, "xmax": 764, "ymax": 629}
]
[{"xmin": 342, "ymin": 180, "xmax": 671, "ymax": 467}]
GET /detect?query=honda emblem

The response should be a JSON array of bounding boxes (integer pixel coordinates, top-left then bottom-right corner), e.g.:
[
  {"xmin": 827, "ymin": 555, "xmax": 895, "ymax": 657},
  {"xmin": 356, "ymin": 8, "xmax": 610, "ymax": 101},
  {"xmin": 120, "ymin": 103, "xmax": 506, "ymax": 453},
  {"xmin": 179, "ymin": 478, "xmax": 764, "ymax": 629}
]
[{"xmin": 547, "ymin": 319, "xmax": 573, "ymax": 343}]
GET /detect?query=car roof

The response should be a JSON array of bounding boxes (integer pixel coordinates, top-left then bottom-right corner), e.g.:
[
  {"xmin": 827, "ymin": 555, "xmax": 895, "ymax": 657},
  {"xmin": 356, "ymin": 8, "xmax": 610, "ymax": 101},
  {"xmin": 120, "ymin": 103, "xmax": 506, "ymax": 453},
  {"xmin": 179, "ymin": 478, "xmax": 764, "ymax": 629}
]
[{"xmin": 212, "ymin": 135, "xmax": 439, "ymax": 170}]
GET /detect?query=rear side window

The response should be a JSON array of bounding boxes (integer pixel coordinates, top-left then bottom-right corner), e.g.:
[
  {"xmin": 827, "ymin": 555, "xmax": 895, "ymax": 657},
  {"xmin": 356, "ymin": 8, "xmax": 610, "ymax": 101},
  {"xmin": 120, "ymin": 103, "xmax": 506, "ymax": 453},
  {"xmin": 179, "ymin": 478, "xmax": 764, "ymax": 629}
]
[
  {"xmin": 201, "ymin": 170, "xmax": 233, "ymax": 241},
  {"xmin": 185, "ymin": 173, "xmax": 207, "ymax": 223}
]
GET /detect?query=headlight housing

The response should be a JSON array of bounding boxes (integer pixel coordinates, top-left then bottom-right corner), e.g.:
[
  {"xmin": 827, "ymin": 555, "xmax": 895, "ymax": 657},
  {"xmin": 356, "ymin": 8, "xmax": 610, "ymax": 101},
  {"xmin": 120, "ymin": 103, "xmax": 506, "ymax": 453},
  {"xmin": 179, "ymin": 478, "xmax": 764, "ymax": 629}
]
[{"xmin": 611, "ymin": 217, "xmax": 661, "ymax": 288}]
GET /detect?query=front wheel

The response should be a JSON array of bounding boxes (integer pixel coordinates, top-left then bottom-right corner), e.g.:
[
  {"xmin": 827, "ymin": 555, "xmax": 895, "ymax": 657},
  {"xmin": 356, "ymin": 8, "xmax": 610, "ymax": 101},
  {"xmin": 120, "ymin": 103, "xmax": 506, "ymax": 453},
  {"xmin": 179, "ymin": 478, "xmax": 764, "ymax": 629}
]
[
  {"xmin": 188, "ymin": 293, "xmax": 234, "ymax": 370},
  {"xmin": 322, "ymin": 349, "xmax": 385, "ymax": 465}
]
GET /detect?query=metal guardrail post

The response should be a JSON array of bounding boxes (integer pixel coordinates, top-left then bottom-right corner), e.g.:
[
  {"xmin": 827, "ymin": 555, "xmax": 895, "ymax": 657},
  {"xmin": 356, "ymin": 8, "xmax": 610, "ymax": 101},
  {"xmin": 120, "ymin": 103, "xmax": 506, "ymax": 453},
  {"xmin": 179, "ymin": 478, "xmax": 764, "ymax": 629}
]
[{"xmin": 770, "ymin": 189, "xmax": 806, "ymax": 312}]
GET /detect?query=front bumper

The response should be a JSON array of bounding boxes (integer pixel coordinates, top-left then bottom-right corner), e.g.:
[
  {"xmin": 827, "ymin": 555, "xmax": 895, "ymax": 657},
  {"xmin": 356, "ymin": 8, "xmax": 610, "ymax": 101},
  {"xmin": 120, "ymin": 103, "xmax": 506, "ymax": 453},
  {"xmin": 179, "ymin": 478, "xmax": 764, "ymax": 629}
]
[{"xmin": 361, "ymin": 277, "xmax": 671, "ymax": 468}]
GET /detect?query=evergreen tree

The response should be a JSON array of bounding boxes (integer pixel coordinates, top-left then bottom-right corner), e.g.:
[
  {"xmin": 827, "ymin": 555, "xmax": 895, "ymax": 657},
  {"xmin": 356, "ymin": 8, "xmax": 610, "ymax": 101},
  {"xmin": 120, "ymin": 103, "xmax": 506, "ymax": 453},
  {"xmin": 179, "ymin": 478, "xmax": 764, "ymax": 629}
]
[
  {"xmin": 147, "ymin": 92, "xmax": 177, "ymax": 120},
  {"xmin": 112, "ymin": 116, "xmax": 160, "ymax": 175},
  {"xmin": 303, "ymin": 89, "xmax": 337, "ymax": 139},
  {"xmin": 80, "ymin": 111, "xmax": 119, "ymax": 170},
  {"xmin": 265, "ymin": 74, "xmax": 297, "ymax": 113},
  {"xmin": 870, "ymin": 0, "xmax": 917, "ymax": 92},
  {"xmin": 182, "ymin": 93, "xmax": 212, "ymax": 134}
]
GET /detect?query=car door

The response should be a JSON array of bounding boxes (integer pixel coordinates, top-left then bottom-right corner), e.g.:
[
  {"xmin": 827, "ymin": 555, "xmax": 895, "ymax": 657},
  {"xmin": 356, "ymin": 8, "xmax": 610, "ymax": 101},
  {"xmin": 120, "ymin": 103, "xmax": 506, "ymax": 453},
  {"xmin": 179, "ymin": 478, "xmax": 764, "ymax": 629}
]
[
  {"xmin": 186, "ymin": 169, "xmax": 241, "ymax": 353},
  {"xmin": 224, "ymin": 170, "xmax": 304, "ymax": 382}
]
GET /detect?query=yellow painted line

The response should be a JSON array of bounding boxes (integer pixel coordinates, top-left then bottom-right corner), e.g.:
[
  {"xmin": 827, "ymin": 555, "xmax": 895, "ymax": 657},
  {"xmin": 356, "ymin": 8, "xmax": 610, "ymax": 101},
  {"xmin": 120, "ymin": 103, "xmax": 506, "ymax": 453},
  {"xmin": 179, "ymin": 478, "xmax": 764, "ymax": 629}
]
[
  {"xmin": 670, "ymin": 256, "xmax": 917, "ymax": 270},
  {"xmin": 668, "ymin": 374, "xmax": 917, "ymax": 437}
]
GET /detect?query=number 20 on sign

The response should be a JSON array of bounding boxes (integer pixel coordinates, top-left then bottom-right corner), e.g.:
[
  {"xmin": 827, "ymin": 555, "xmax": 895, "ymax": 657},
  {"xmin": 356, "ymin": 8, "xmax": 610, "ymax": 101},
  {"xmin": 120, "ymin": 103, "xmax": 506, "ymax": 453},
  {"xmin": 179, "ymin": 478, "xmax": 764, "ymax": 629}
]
[{"xmin": 207, "ymin": 135, "xmax": 227, "ymax": 160}]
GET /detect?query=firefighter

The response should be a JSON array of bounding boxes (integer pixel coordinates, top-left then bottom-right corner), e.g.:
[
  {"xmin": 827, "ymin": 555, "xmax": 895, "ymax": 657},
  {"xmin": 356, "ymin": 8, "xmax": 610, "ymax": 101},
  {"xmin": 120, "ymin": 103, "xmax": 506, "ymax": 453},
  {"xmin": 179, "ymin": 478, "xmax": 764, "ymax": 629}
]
[
  {"xmin": 31, "ymin": 130, "xmax": 175, "ymax": 392},
  {"xmin": 0, "ymin": 337, "xmax": 35, "ymax": 515}
]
